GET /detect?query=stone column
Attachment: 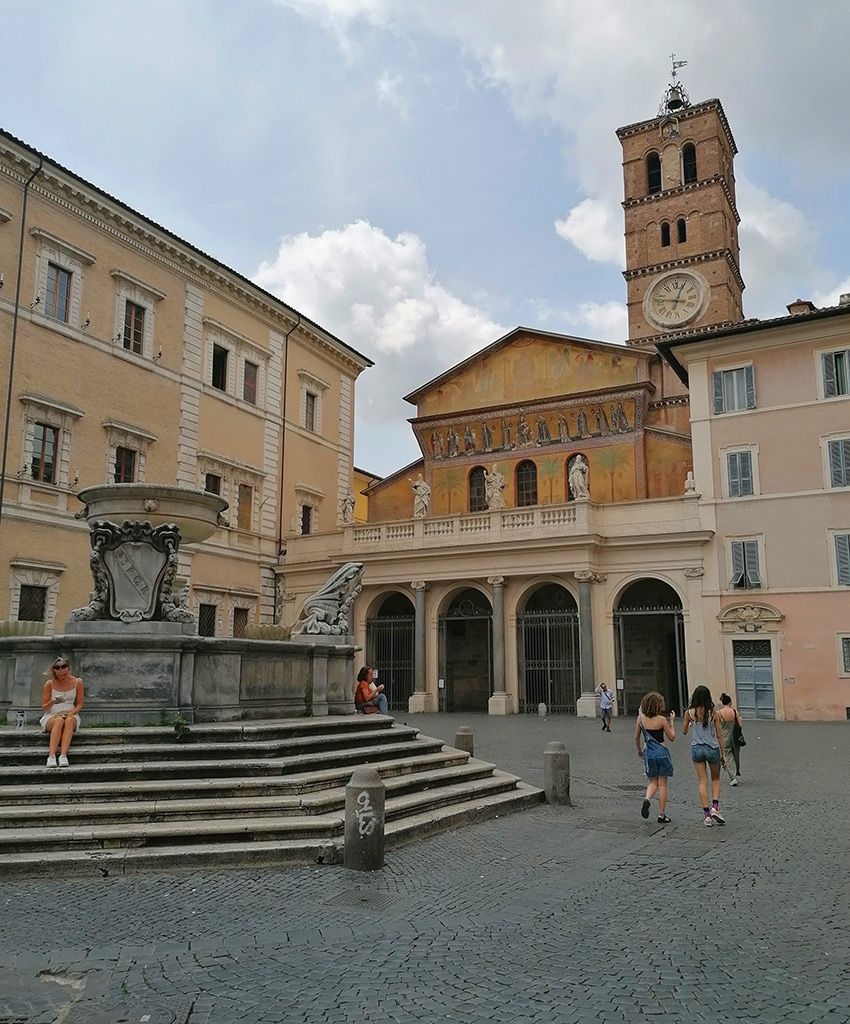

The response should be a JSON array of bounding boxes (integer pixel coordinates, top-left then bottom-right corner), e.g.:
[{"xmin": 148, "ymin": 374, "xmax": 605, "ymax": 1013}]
[
  {"xmin": 575, "ymin": 570, "xmax": 600, "ymax": 718},
  {"xmin": 408, "ymin": 581, "xmax": 436, "ymax": 713},
  {"xmin": 487, "ymin": 575, "xmax": 511, "ymax": 715}
]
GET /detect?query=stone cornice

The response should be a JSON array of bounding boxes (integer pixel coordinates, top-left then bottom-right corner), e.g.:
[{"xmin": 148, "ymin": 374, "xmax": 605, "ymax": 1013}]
[
  {"xmin": 616, "ymin": 98, "xmax": 738, "ymax": 156},
  {"xmin": 101, "ymin": 418, "xmax": 158, "ymax": 443},
  {"xmin": 623, "ymin": 247, "xmax": 745, "ymax": 293},
  {"xmin": 19, "ymin": 392, "xmax": 84, "ymax": 418},
  {"xmin": 622, "ymin": 173, "xmax": 740, "ymax": 224},
  {"xmin": 110, "ymin": 268, "xmax": 166, "ymax": 301},
  {"xmin": 202, "ymin": 315, "xmax": 271, "ymax": 357},
  {"xmin": 30, "ymin": 226, "xmax": 96, "ymax": 265},
  {"xmin": 648, "ymin": 395, "xmax": 690, "ymax": 409}
]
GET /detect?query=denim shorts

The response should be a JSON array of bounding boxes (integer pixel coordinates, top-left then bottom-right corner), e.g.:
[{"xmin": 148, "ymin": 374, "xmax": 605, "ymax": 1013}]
[
  {"xmin": 691, "ymin": 743, "xmax": 721, "ymax": 764},
  {"xmin": 645, "ymin": 749, "xmax": 673, "ymax": 778}
]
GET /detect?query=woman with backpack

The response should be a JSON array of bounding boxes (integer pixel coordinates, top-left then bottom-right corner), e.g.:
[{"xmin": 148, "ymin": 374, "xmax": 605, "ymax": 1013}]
[{"xmin": 718, "ymin": 692, "xmax": 744, "ymax": 785}]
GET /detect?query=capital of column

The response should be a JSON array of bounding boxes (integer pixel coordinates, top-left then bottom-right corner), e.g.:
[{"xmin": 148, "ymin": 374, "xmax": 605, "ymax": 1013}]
[
  {"xmin": 575, "ymin": 570, "xmax": 606, "ymax": 584},
  {"xmin": 410, "ymin": 580, "xmax": 430, "ymax": 591},
  {"xmin": 487, "ymin": 575, "xmax": 505, "ymax": 586}
]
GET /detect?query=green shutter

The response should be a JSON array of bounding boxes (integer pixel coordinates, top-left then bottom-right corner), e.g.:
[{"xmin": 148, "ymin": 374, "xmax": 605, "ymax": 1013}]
[{"xmin": 836, "ymin": 534, "xmax": 850, "ymax": 586}]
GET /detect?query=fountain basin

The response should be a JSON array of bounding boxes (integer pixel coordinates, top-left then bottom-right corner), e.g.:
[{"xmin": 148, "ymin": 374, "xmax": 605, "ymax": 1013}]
[{"xmin": 77, "ymin": 484, "xmax": 227, "ymax": 544}]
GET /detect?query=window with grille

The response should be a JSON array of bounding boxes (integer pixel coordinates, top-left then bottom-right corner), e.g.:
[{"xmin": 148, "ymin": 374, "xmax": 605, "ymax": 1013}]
[
  {"xmin": 646, "ymin": 152, "xmax": 661, "ymax": 194},
  {"xmin": 17, "ymin": 584, "xmax": 47, "ymax": 622},
  {"xmin": 301, "ymin": 503, "xmax": 313, "ymax": 535},
  {"xmin": 304, "ymin": 392, "xmax": 317, "ymax": 431},
  {"xmin": 45, "ymin": 263, "xmax": 72, "ymax": 322},
  {"xmin": 31, "ymin": 423, "xmax": 59, "ymax": 483},
  {"xmin": 198, "ymin": 603, "xmax": 216, "ymax": 637},
  {"xmin": 237, "ymin": 483, "xmax": 253, "ymax": 531},
  {"xmin": 469, "ymin": 466, "xmax": 487, "ymax": 512},
  {"xmin": 713, "ymin": 366, "xmax": 756, "ymax": 414},
  {"xmin": 114, "ymin": 446, "xmax": 136, "ymax": 483},
  {"xmin": 516, "ymin": 460, "xmax": 538, "ymax": 507},
  {"xmin": 730, "ymin": 539, "xmax": 762, "ymax": 589},
  {"xmin": 727, "ymin": 451, "xmax": 754, "ymax": 497},
  {"xmin": 822, "ymin": 350, "xmax": 850, "ymax": 398},
  {"xmin": 660, "ymin": 222, "xmax": 670, "ymax": 247},
  {"xmin": 677, "ymin": 218, "xmax": 687, "ymax": 243},
  {"xmin": 233, "ymin": 607, "xmax": 249, "ymax": 638},
  {"xmin": 828, "ymin": 439, "xmax": 850, "ymax": 487},
  {"xmin": 212, "ymin": 344, "xmax": 228, "ymax": 391},
  {"xmin": 732, "ymin": 639, "xmax": 771, "ymax": 659},
  {"xmin": 204, "ymin": 473, "xmax": 221, "ymax": 495},
  {"xmin": 123, "ymin": 300, "xmax": 145, "ymax": 354},
  {"xmin": 243, "ymin": 361, "xmax": 258, "ymax": 404},
  {"xmin": 842, "ymin": 637, "xmax": 850, "ymax": 673},
  {"xmin": 682, "ymin": 143, "xmax": 697, "ymax": 183},
  {"xmin": 835, "ymin": 533, "xmax": 850, "ymax": 586}
]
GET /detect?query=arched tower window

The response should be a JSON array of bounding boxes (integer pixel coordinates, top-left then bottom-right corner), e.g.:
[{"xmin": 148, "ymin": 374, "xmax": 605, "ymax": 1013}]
[
  {"xmin": 677, "ymin": 218, "xmax": 687, "ymax": 243},
  {"xmin": 515, "ymin": 460, "xmax": 538, "ymax": 507},
  {"xmin": 468, "ymin": 466, "xmax": 487, "ymax": 512},
  {"xmin": 660, "ymin": 222, "xmax": 671, "ymax": 247},
  {"xmin": 646, "ymin": 152, "xmax": 662, "ymax": 195},
  {"xmin": 682, "ymin": 143, "xmax": 697, "ymax": 184}
]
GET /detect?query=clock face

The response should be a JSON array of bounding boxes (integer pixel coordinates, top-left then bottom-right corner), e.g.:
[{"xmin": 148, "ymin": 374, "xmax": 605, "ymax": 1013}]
[{"xmin": 646, "ymin": 273, "xmax": 705, "ymax": 329}]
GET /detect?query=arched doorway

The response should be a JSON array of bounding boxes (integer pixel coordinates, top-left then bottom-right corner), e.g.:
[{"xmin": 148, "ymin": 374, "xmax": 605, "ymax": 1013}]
[
  {"xmin": 365, "ymin": 592, "xmax": 415, "ymax": 711},
  {"xmin": 517, "ymin": 583, "xmax": 579, "ymax": 714},
  {"xmin": 614, "ymin": 579, "xmax": 686, "ymax": 716},
  {"xmin": 438, "ymin": 588, "xmax": 493, "ymax": 712}
]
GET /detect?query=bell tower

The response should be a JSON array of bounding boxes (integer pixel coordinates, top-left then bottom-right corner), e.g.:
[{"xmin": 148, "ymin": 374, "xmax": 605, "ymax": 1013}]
[{"xmin": 617, "ymin": 64, "xmax": 744, "ymax": 346}]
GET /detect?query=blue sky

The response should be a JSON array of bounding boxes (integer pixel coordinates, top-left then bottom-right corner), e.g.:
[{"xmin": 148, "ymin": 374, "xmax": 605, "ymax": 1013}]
[{"xmin": 2, "ymin": 0, "xmax": 848, "ymax": 474}]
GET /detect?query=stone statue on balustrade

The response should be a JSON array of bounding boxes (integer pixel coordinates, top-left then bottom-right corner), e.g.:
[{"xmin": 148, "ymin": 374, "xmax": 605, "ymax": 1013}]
[
  {"xmin": 339, "ymin": 490, "xmax": 356, "ymax": 525},
  {"xmin": 484, "ymin": 464, "xmax": 506, "ymax": 511},
  {"xmin": 568, "ymin": 454, "xmax": 590, "ymax": 500},
  {"xmin": 291, "ymin": 562, "xmax": 364, "ymax": 638},
  {"xmin": 409, "ymin": 474, "xmax": 431, "ymax": 518}
]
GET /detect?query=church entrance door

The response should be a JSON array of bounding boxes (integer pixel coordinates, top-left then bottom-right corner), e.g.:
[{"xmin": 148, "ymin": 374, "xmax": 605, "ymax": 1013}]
[
  {"xmin": 366, "ymin": 592, "xmax": 415, "ymax": 712},
  {"xmin": 517, "ymin": 584, "xmax": 579, "ymax": 713},
  {"xmin": 438, "ymin": 589, "xmax": 493, "ymax": 712}
]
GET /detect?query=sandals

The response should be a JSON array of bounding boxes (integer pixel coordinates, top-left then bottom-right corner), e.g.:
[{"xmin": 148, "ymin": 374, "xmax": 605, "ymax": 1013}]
[{"xmin": 657, "ymin": 814, "xmax": 671, "ymax": 824}]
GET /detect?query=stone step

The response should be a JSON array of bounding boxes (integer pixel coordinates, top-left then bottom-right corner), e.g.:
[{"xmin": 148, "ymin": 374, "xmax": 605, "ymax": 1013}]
[
  {"xmin": 0, "ymin": 774, "xmax": 522, "ymax": 854},
  {"xmin": 0, "ymin": 736, "xmax": 446, "ymax": 786},
  {"xmin": 0, "ymin": 760, "xmax": 499, "ymax": 826},
  {"xmin": 0, "ymin": 749, "xmax": 471, "ymax": 805},
  {"xmin": 0, "ymin": 716, "xmax": 394, "ymax": 748},
  {"xmin": 0, "ymin": 723, "xmax": 419, "ymax": 765}
]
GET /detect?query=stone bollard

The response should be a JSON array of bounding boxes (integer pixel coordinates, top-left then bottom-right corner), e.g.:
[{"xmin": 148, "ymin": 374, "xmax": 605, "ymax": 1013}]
[
  {"xmin": 14, "ymin": 710, "xmax": 26, "ymax": 730},
  {"xmin": 537, "ymin": 702, "xmax": 547, "ymax": 718},
  {"xmin": 543, "ymin": 741, "xmax": 571, "ymax": 805},
  {"xmin": 344, "ymin": 766, "xmax": 385, "ymax": 871},
  {"xmin": 454, "ymin": 726, "xmax": 474, "ymax": 757}
]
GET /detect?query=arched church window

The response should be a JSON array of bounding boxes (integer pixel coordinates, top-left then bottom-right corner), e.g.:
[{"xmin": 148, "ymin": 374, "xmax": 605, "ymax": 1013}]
[
  {"xmin": 646, "ymin": 152, "xmax": 662, "ymax": 195},
  {"xmin": 660, "ymin": 222, "xmax": 671, "ymax": 247},
  {"xmin": 677, "ymin": 218, "xmax": 687, "ymax": 243},
  {"xmin": 468, "ymin": 466, "xmax": 487, "ymax": 512},
  {"xmin": 515, "ymin": 460, "xmax": 537, "ymax": 507},
  {"xmin": 682, "ymin": 143, "xmax": 697, "ymax": 183}
]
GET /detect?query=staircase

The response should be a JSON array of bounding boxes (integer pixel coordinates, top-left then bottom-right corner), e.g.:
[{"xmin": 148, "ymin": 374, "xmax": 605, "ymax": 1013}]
[{"xmin": 0, "ymin": 717, "xmax": 542, "ymax": 876}]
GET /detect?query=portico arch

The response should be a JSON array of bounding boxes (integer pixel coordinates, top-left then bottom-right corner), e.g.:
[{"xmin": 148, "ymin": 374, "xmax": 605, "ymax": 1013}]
[
  {"xmin": 516, "ymin": 582, "xmax": 579, "ymax": 714},
  {"xmin": 438, "ymin": 587, "xmax": 493, "ymax": 712},
  {"xmin": 365, "ymin": 590, "xmax": 415, "ymax": 711}
]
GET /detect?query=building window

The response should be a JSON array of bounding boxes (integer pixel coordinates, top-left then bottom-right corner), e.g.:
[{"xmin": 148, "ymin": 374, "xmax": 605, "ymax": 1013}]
[
  {"xmin": 123, "ymin": 301, "xmax": 145, "ymax": 355},
  {"xmin": 828, "ymin": 439, "xmax": 850, "ymax": 487},
  {"xmin": 304, "ymin": 392, "xmax": 317, "ymax": 432},
  {"xmin": 243, "ymin": 360, "xmax": 258, "ymax": 405},
  {"xmin": 727, "ymin": 451, "xmax": 754, "ymax": 497},
  {"xmin": 713, "ymin": 366, "xmax": 756, "ymax": 414},
  {"xmin": 204, "ymin": 473, "xmax": 221, "ymax": 495},
  {"xmin": 835, "ymin": 533, "xmax": 850, "ymax": 586},
  {"xmin": 660, "ymin": 222, "xmax": 671, "ymax": 247},
  {"xmin": 233, "ymin": 607, "xmax": 249, "ymax": 638},
  {"xmin": 730, "ymin": 539, "xmax": 762, "ymax": 589},
  {"xmin": 823, "ymin": 350, "xmax": 850, "ymax": 398},
  {"xmin": 113, "ymin": 446, "xmax": 136, "ymax": 483},
  {"xmin": 31, "ymin": 423, "xmax": 59, "ymax": 483},
  {"xmin": 212, "ymin": 345, "xmax": 229, "ymax": 392},
  {"xmin": 646, "ymin": 152, "xmax": 662, "ymax": 195},
  {"xmin": 44, "ymin": 263, "xmax": 72, "ymax": 322},
  {"xmin": 682, "ymin": 143, "xmax": 697, "ymax": 183},
  {"xmin": 677, "ymin": 218, "xmax": 687, "ymax": 243},
  {"xmin": 469, "ymin": 466, "xmax": 487, "ymax": 512},
  {"xmin": 17, "ymin": 584, "xmax": 47, "ymax": 622},
  {"xmin": 301, "ymin": 504, "xmax": 313, "ymax": 535},
  {"xmin": 842, "ymin": 636, "xmax": 850, "ymax": 673},
  {"xmin": 198, "ymin": 603, "xmax": 217, "ymax": 637},
  {"xmin": 516, "ymin": 460, "xmax": 538, "ymax": 507},
  {"xmin": 237, "ymin": 483, "xmax": 253, "ymax": 531}
]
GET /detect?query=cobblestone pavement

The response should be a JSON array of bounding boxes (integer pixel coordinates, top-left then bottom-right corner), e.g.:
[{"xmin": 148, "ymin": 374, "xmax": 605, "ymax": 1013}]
[{"xmin": 1, "ymin": 714, "xmax": 848, "ymax": 1023}]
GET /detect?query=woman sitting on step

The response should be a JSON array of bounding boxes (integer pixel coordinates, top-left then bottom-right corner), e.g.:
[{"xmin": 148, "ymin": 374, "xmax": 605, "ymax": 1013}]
[
  {"xmin": 40, "ymin": 656, "xmax": 84, "ymax": 768},
  {"xmin": 354, "ymin": 666, "xmax": 388, "ymax": 716}
]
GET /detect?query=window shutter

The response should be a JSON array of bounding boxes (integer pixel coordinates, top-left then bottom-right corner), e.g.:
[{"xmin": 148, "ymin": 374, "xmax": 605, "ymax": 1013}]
[
  {"xmin": 727, "ymin": 453, "xmax": 741, "ymax": 497},
  {"xmin": 836, "ymin": 534, "xmax": 850, "ymax": 586},
  {"xmin": 730, "ymin": 541, "xmax": 745, "ymax": 586},
  {"xmin": 713, "ymin": 371, "xmax": 725, "ymax": 414},
  {"xmin": 739, "ymin": 451, "xmax": 753, "ymax": 495},
  {"xmin": 744, "ymin": 365, "xmax": 756, "ymax": 409},
  {"xmin": 829, "ymin": 440, "xmax": 850, "ymax": 487},
  {"xmin": 823, "ymin": 353, "xmax": 838, "ymax": 398},
  {"xmin": 744, "ymin": 540, "xmax": 762, "ymax": 586}
]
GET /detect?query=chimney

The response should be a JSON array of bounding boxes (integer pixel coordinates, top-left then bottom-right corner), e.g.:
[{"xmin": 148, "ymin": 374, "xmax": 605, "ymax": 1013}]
[
  {"xmin": 840, "ymin": 293, "xmax": 850, "ymax": 306},
  {"xmin": 786, "ymin": 298, "xmax": 817, "ymax": 316}
]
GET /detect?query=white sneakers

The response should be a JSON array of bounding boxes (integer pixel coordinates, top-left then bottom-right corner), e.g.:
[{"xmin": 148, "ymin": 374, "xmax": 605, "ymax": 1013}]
[
  {"xmin": 730, "ymin": 777, "xmax": 739, "ymax": 786},
  {"xmin": 46, "ymin": 754, "xmax": 57, "ymax": 768},
  {"xmin": 46, "ymin": 754, "xmax": 69, "ymax": 768}
]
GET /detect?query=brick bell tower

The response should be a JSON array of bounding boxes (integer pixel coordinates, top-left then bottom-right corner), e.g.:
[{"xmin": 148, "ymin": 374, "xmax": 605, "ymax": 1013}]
[{"xmin": 617, "ymin": 65, "xmax": 745, "ymax": 346}]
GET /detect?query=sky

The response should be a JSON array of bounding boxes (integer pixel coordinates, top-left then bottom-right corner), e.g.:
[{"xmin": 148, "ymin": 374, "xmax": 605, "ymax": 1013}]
[{"xmin": 2, "ymin": 1, "xmax": 849, "ymax": 475}]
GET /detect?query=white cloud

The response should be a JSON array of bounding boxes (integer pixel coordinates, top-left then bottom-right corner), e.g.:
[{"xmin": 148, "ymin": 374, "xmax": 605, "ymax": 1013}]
[
  {"xmin": 554, "ymin": 198, "xmax": 624, "ymax": 267},
  {"xmin": 814, "ymin": 277, "xmax": 850, "ymax": 309},
  {"xmin": 532, "ymin": 298, "xmax": 627, "ymax": 343},
  {"xmin": 375, "ymin": 71, "xmax": 409, "ymax": 119}
]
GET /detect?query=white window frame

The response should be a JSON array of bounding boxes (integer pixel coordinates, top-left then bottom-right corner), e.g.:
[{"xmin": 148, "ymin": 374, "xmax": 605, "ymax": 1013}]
[
  {"xmin": 822, "ymin": 434, "xmax": 850, "ymax": 489},
  {"xmin": 103, "ymin": 420, "xmax": 157, "ymax": 484},
  {"xmin": 838, "ymin": 634, "xmax": 850, "ymax": 677},
  {"xmin": 830, "ymin": 530, "xmax": 850, "ymax": 588},
  {"xmin": 294, "ymin": 483, "xmax": 325, "ymax": 536},
  {"xmin": 728, "ymin": 536, "xmax": 764, "ymax": 590},
  {"xmin": 197, "ymin": 450, "xmax": 265, "ymax": 533},
  {"xmin": 111, "ymin": 269, "xmax": 166, "ymax": 361},
  {"xmin": 816, "ymin": 345, "xmax": 850, "ymax": 401},
  {"xmin": 204, "ymin": 318, "xmax": 268, "ymax": 408},
  {"xmin": 9, "ymin": 558, "xmax": 65, "ymax": 633},
  {"xmin": 19, "ymin": 393, "xmax": 82, "ymax": 492},
  {"xmin": 712, "ymin": 363, "xmax": 756, "ymax": 415},
  {"xmin": 721, "ymin": 444, "xmax": 759, "ymax": 499},
  {"xmin": 30, "ymin": 228, "xmax": 95, "ymax": 330},
  {"xmin": 298, "ymin": 369, "xmax": 330, "ymax": 435}
]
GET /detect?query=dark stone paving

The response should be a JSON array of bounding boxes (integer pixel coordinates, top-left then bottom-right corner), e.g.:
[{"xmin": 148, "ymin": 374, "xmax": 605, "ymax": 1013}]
[{"xmin": 1, "ymin": 714, "xmax": 848, "ymax": 1023}]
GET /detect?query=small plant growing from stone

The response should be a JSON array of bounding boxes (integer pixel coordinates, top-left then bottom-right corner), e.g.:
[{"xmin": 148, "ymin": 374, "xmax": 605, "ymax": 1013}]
[{"xmin": 173, "ymin": 715, "xmax": 193, "ymax": 742}]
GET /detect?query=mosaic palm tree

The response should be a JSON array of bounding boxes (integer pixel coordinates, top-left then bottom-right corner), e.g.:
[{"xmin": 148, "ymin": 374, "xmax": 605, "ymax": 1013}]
[{"xmin": 593, "ymin": 447, "xmax": 630, "ymax": 502}]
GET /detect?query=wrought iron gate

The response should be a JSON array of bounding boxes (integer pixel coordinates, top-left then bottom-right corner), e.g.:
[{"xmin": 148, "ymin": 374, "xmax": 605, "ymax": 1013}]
[
  {"xmin": 365, "ymin": 615, "xmax": 415, "ymax": 711},
  {"xmin": 614, "ymin": 607, "xmax": 686, "ymax": 715},
  {"xmin": 517, "ymin": 610, "xmax": 580, "ymax": 713}
]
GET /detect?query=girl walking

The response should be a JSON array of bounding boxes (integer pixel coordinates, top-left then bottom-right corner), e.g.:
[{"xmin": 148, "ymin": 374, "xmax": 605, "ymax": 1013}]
[
  {"xmin": 682, "ymin": 685, "xmax": 726, "ymax": 826},
  {"xmin": 634, "ymin": 691, "xmax": 676, "ymax": 824},
  {"xmin": 718, "ymin": 693, "xmax": 743, "ymax": 785}
]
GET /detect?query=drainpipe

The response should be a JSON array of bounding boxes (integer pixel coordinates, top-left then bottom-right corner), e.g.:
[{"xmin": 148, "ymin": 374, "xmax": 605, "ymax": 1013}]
[
  {"xmin": 273, "ymin": 313, "xmax": 300, "ymax": 622},
  {"xmin": 0, "ymin": 156, "xmax": 43, "ymax": 533}
]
